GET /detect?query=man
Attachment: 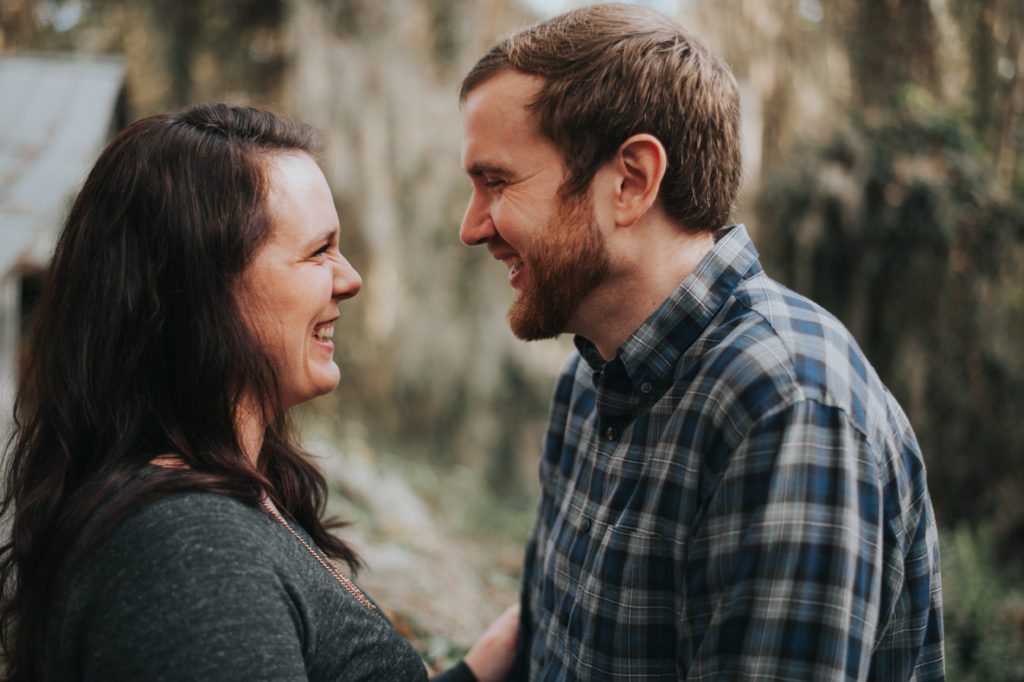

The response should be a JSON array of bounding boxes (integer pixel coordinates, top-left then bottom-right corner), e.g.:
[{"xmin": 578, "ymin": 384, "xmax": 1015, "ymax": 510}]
[{"xmin": 458, "ymin": 3, "xmax": 943, "ymax": 681}]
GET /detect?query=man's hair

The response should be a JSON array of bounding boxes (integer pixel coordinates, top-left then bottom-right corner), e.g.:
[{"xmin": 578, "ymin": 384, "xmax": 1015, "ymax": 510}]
[{"xmin": 460, "ymin": 2, "xmax": 742, "ymax": 233}]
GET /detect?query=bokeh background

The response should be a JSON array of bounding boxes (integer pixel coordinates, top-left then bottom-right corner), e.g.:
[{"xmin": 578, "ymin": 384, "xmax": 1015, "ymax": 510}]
[{"xmin": 2, "ymin": 0, "xmax": 1023, "ymax": 677}]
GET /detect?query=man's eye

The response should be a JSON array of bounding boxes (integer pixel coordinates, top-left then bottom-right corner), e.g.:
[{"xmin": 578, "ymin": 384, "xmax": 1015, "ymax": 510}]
[
  {"xmin": 312, "ymin": 244, "xmax": 330, "ymax": 257},
  {"xmin": 484, "ymin": 179, "xmax": 506, "ymax": 189}
]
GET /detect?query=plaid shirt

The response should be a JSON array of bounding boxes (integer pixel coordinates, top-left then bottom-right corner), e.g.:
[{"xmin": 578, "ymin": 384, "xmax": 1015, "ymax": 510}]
[{"xmin": 513, "ymin": 225, "xmax": 944, "ymax": 681}]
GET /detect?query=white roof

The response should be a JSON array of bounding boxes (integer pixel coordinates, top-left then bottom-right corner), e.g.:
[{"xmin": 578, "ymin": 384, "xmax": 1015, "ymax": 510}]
[{"xmin": 0, "ymin": 53, "xmax": 124, "ymax": 277}]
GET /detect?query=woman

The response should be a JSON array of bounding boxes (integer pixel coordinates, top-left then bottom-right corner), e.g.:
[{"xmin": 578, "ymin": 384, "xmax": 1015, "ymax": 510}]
[{"xmin": 0, "ymin": 104, "xmax": 517, "ymax": 680}]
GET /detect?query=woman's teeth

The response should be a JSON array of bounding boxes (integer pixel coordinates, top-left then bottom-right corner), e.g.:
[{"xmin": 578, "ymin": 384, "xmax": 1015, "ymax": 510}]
[{"xmin": 314, "ymin": 324, "xmax": 334, "ymax": 340}]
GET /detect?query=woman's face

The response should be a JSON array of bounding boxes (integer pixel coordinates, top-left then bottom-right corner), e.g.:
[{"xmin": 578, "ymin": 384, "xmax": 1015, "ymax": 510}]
[{"xmin": 237, "ymin": 152, "xmax": 362, "ymax": 412}]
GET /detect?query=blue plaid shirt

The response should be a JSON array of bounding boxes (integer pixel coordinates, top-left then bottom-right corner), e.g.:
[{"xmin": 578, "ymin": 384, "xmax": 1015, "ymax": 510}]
[{"xmin": 513, "ymin": 225, "xmax": 944, "ymax": 680}]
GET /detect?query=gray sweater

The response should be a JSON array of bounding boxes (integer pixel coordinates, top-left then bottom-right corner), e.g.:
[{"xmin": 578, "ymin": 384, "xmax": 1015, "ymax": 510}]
[{"xmin": 45, "ymin": 480, "xmax": 475, "ymax": 681}]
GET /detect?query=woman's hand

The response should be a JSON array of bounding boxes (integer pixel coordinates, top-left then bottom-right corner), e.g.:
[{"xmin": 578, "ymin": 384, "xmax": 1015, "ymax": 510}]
[{"xmin": 463, "ymin": 603, "xmax": 520, "ymax": 682}]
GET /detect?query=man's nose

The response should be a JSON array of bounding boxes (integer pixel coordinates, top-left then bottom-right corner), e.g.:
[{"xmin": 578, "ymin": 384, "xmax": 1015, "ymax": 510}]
[{"xmin": 459, "ymin": 191, "xmax": 494, "ymax": 246}]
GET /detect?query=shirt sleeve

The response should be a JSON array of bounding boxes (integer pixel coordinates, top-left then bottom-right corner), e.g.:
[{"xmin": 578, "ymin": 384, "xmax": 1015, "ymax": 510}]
[
  {"xmin": 65, "ymin": 498, "xmax": 311, "ymax": 681},
  {"xmin": 685, "ymin": 399, "xmax": 888, "ymax": 680}
]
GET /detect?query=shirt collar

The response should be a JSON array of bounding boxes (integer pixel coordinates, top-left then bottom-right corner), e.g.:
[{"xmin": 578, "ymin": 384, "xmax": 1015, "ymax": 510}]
[{"xmin": 574, "ymin": 224, "xmax": 761, "ymax": 398}]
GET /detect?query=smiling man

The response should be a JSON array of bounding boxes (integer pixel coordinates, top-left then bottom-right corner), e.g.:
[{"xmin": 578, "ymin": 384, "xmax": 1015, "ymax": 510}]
[
  {"xmin": 462, "ymin": 80, "xmax": 611, "ymax": 343},
  {"xmin": 458, "ymin": 3, "xmax": 944, "ymax": 681}
]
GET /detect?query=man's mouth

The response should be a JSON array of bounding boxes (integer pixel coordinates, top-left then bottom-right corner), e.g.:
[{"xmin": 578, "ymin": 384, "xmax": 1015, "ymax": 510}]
[{"xmin": 488, "ymin": 242, "xmax": 526, "ymax": 287}]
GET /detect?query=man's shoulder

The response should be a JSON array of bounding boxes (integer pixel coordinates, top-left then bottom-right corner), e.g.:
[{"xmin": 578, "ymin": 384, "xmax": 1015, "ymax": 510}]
[{"xmin": 687, "ymin": 272, "xmax": 889, "ymax": 427}]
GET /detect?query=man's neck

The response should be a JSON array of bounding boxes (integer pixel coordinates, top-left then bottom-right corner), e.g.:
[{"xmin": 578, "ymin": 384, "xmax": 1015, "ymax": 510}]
[{"xmin": 571, "ymin": 228, "xmax": 716, "ymax": 361}]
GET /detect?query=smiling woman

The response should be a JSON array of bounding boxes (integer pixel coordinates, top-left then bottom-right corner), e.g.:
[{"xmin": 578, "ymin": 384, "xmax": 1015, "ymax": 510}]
[
  {"xmin": 0, "ymin": 103, "xmax": 517, "ymax": 682},
  {"xmin": 234, "ymin": 152, "xmax": 362, "ymax": 449}
]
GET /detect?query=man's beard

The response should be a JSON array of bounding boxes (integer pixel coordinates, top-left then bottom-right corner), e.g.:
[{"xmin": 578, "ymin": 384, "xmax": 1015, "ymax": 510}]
[{"xmin": 507, "ymin": 192, "xmax": 610, "ymax": 341}]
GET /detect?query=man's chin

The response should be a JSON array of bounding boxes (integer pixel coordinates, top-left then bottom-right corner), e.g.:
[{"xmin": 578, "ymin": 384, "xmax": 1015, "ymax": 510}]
[{"xmin": 507, "ymin": 301, "xmax": 564, "ymax": 341}]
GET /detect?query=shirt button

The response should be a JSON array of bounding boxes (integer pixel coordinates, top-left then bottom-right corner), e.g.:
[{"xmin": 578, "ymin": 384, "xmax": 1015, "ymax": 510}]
[
  {"xmin": 640, "ymin": 381, "xmax": 653, "ymax": 394},
  {"xmin": 580, "ymin": 517, "xmax": 592, "ymax": 533},
  {"xmin": 604, "ymin": 427, "xmax": 618, "ymax": 441}
]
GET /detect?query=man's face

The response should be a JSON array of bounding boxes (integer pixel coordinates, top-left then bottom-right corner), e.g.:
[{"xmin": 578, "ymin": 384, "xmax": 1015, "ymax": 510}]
[{"xmin": 460, "ymin": 70, "xmax": 609, "ymax": 340}]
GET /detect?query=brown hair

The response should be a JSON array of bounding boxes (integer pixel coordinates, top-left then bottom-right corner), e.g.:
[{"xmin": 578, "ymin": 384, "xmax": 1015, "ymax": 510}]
[
  {"xmin": 460, "ymin": 2, "xmax": 742, "ymax": 233},
  {"xmin": 0, "ymin": 104, "xmax": 358, "ymax": 680}
]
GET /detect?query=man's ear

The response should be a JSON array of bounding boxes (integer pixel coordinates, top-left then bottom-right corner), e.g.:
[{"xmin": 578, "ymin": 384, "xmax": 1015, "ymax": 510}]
[{"xmin": 611, "ymin": 134, "xmax": 667, "ymax": 227}]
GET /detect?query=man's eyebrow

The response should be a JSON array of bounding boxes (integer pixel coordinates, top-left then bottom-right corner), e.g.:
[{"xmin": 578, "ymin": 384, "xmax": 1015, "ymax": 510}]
[{"xmin": 466, "ymin": 162, "xmax": 512, "ymax": 178}]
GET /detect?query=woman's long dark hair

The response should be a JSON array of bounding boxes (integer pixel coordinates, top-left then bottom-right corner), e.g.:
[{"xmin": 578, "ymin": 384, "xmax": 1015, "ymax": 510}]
[{"xmin": 0, "ymin": 103, "xmax": 359, "ymax": 680}]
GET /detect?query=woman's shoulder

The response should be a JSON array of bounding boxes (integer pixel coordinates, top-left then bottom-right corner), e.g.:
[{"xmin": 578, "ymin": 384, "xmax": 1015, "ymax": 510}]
[
  {"xmin": 90, "ymin": 490, "xmax": 298, "ymax": 602},
  {"xmin": 51, "ymin": 484, "xmax": 327, "ymax": 679},
  {"xmin": 64, "ymin": 467, "xmax": 282, "ymax": 595},
  {"xmin": 114, "ymin": 486, "xmax": 268, "ymax": 545}
]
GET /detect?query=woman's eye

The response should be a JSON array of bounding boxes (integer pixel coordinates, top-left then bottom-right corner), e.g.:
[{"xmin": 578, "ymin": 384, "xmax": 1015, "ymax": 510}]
[{"xmin": 312, "ymin": 243, "xmax": 330, "ymax": 258}]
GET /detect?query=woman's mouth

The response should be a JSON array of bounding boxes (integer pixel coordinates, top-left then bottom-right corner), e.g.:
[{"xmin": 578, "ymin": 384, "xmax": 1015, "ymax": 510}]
[{"xmin": 313, "ymin": 323, "xmax": 335, "ymax": 342}]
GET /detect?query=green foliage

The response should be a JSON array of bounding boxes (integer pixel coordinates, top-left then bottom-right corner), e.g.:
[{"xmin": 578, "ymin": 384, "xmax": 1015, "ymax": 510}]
[
  {"xmin": 941, "ymin": 525, "xmax": 1024, "ymax": 681},
  {"xmin": 757, "ymin": 87, "xmax": 1024, "ymax": 557}
]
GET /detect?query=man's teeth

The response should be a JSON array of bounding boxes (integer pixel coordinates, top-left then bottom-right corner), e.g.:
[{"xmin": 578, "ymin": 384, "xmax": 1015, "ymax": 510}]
[
  {"xmin": 510, "ymin": 263, "xmax": 523, "ymax": 275},
  {"xmin": 314, "ymin": 324, "xmax": 334, "ymax": 340}
]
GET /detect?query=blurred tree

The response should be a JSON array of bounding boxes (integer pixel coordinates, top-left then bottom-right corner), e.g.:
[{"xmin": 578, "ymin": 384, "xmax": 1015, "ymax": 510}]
[
  {"xmin": 0, "ymin": 0, "xmax": 78, "ymax": 50},
  {"xmin": 953, "ymin": 0, "xmax": 1023, "ymax": 193},
  {"xmin": 3, "ymin": 0, "xmax": 1023, "ymax": 509},
  {"xmin": 77, "ymin": 0, "xmax": 288, "ymax": 114},
  {"xmin": 846, "ymin": 0, "xmax": 940, "ymax": 106},
  {"xmin": 0, "ymin": 0, "xmax": 36, "ymax": 49},
  {"xmin": 758, "ymin": 88, "xmax": 1024, "ymax": 561}
]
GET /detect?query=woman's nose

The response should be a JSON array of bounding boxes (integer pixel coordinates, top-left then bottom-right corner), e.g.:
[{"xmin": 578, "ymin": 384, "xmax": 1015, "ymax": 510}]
[{"xmin": 333, "ymin": 255, "xmax": 362, "ymax": 301}]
